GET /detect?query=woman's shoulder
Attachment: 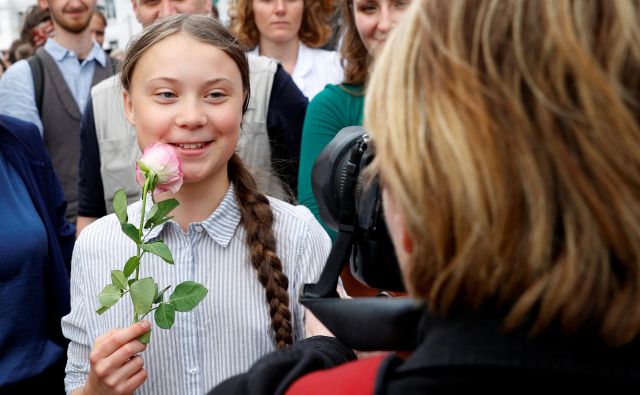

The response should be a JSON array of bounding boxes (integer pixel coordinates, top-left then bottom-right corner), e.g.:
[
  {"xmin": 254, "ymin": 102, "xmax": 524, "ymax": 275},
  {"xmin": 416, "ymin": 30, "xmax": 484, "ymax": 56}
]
[
  {"xmin": 267, "ymin": 198, "xmax": 328, "ymax": 237},
  {"xmin": 310, "ymin": 83, "xmax": 364, "ymax": 108}
]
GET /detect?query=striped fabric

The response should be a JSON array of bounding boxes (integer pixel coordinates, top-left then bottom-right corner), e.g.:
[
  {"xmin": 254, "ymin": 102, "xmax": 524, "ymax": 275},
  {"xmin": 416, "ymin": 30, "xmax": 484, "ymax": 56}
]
[{"xmin": 62, "ymin": 185, "xmax": 331, "ymax": 394}]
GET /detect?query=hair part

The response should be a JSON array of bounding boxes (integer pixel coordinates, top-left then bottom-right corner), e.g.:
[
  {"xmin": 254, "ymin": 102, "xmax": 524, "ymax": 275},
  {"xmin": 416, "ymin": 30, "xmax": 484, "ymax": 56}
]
[
  {"xmin": 366, "ymin": 0, "xmax": 640, "ymax": 346},
  {"xmin": 229, "ymin": 0, "xmax": 335, "ymax": 49}
]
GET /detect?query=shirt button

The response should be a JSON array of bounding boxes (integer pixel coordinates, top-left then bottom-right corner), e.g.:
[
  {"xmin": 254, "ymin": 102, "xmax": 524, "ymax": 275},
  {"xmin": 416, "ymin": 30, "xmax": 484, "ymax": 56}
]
[
  {"xmin": 188, "ymin": 367, "xmax": 199, "ymax": 375},
  {"xmin": 194, "ymin": 224, "xmax": 204, "ymax": 233}
]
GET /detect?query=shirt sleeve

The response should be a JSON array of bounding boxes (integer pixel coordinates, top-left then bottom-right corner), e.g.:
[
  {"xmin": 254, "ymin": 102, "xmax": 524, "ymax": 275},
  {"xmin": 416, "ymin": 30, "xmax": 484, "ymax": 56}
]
[
  {"xmin": 297, "ymin": 87, "xmax": 347, "ymax": 240},
  {"xmin": 266, "ymin": 65, "xmax": 308, "ymax": 198},
  {"xmin": 77, "ymin": 97, "xmax": 108, "ymax": 218},
  {"xmin": 61, "ymin": 235, "xmax": 92, "ymax": 393},
  {"xmin": 0, "ymin": 60, "xmax": 43, "ymax": 134},
  {"xmin": 293, "ymin": 210, "xmax": 332, "ymax": 341}
]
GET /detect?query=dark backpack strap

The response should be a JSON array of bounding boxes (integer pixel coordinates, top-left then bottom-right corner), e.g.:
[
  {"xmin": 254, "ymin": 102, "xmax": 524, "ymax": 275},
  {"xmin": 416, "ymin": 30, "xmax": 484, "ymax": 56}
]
[
  {"xmin": 28, "ymin": 55, "xmax": 45, "ymax": 118},
  {"xmin": 109, "ymin": 56, "xmax": 120, "ymax": 75}
]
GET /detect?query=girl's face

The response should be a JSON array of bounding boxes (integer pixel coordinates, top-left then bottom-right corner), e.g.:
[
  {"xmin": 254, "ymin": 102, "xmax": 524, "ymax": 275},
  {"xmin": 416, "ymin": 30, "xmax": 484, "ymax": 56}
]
[
  {"xmin": 352, "ymin": 0, "xmax": 411, "ymax": 56},
  {"xmin": 252, "ymin": 0, "xmax": 304, "ymax": 46},
  {"xmin": 124, "ymin": 33, "xmax": 245, "ymax": 187}
]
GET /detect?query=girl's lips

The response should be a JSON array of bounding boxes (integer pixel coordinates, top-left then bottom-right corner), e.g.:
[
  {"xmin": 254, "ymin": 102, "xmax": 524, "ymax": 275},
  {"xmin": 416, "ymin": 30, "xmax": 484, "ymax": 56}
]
[{"xmin": 170, "ymin": 140, "xmax": 213, "ymax": 155}]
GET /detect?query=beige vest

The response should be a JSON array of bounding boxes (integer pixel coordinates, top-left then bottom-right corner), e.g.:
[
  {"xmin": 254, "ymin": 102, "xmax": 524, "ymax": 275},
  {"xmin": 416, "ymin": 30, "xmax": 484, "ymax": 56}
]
[{"xmin": 91, "ymin": 55, "xmax": 285, "ymax": 214}]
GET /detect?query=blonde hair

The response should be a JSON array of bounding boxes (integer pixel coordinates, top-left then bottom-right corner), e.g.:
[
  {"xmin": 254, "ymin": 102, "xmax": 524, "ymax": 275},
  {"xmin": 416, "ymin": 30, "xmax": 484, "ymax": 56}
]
[
  {"xmin": 229, "ymin": 0, "xmax": 335, "ymax": 49},
  {"xmin": 366, "ymin": 0, "xmax": 640, "ymax": 346}
]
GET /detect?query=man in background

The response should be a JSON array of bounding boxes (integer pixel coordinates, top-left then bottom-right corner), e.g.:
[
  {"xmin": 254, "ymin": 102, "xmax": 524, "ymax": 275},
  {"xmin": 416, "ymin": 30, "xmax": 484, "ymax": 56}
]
[{"xmin": 0, "ymin": 0, "xmax": 117, "ymax": 223}]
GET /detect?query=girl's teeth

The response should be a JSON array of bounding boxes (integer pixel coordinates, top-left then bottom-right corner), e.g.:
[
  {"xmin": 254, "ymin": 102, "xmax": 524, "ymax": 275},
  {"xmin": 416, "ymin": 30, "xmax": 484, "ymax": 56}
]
[{"xmin": 178, "ymin": 143, "xmax": 204, "ymax": 149}]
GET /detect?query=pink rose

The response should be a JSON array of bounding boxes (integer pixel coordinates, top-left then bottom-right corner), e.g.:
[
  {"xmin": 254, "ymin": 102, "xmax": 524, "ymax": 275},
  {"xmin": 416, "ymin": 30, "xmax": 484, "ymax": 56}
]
[{"xmin": 136, "ymin": 143, "xmax": 183, "ymax": 195}]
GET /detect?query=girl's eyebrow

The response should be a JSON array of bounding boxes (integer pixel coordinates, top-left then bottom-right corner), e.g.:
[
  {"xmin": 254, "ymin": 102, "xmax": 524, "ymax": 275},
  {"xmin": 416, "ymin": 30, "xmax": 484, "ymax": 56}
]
[{"xmin": 145, "ymin": 77, "xmax": 233, "ymax": 85}]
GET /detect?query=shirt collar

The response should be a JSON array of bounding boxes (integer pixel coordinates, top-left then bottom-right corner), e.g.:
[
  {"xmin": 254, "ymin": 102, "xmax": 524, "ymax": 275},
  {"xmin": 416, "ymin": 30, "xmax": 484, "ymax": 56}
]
[
  {"xmin": 44, "ymin": 38, "xmax": 107, "ymax": 66},
  {"xmin": 144, "ymin": 184, "xmax": 242, "ymax": 248},
  {"xmin": 293, "ymin": 42, "xmax": 312, "ymax": 78}
]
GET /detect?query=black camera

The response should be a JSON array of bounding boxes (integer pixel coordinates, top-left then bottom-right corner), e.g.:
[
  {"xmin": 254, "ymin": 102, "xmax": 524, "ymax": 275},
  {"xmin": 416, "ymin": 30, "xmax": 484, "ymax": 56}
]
[
  {"xmin": 300, "ymin": 127, "xmax": 422, "ymax": 352},
  {"xmin": 311, "ymin": 126, "xmax": 404, "ymax": 292}
]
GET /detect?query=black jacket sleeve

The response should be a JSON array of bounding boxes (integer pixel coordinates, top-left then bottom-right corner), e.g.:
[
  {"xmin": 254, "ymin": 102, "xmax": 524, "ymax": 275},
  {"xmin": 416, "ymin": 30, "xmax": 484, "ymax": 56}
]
[
  {"xmin": 265, "ymin": 65, "xmax": 308, "ymax": 198},
  {"xmin": 208, "ymin": 336, "xmax": 356, "ymax": 395},
  {"xmin": 77, "ymin": 97, "xmax": 107, "ymax": 218}
]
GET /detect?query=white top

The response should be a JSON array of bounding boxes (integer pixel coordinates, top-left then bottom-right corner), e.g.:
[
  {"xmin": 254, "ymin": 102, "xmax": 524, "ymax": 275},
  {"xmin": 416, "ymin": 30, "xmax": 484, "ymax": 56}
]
[
  {"xmin": 249, "ymin": 42, "xmax": 344, "ymax": 100},
  {"xmin": 61, "ymin": 185, "xmax": 331, "ymax": 394}
]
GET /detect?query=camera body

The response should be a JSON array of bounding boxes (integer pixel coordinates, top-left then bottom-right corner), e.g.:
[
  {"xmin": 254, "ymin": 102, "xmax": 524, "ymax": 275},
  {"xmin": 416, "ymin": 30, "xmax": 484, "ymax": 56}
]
[{"xmin": 312, "ymin": 126, "xmax": 404, "ymax": 292}]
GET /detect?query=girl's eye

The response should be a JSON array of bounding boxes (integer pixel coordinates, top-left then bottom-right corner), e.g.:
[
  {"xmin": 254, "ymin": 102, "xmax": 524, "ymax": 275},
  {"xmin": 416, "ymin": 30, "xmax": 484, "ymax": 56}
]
[
  {"xmin": 358, "ymin": 3, "xmax": 377, "ymax": 13},
  {"xmin": 207, "ymin": 91, "xmax": 226, "ymax": 100},
  {"xmin": 156, "ymin": 91, "xmax": 176, "ymax": 100}
]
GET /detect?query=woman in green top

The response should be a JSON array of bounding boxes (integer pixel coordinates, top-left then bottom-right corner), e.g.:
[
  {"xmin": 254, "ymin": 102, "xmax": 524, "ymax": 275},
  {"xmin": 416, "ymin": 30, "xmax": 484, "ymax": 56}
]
[{"xmin": 297, "ymin": 0, "xmax": 413, "ymax": 239}]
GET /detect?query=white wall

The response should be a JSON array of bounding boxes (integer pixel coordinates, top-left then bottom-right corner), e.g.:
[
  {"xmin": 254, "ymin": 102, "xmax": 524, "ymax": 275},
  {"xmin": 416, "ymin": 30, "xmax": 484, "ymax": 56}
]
[
  {"xmin": 103, "ymin": 0, "xmax": 141, "ymax": 51},
  {"xmin": 0, "ymin": 0, "xmax": 34, "ymax": 50}
]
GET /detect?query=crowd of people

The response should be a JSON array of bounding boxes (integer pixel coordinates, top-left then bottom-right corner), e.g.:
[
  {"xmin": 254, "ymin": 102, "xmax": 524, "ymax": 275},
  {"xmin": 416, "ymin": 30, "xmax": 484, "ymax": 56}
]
[{"xmin": 1, "ymin": 0, "xmax": 639, "ymax": 393}]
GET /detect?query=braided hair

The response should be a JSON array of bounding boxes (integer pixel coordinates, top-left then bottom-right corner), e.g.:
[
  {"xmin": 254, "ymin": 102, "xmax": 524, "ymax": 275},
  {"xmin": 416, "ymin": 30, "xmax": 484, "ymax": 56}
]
[{"xmin": 229, "ymin": 154, "xmax": 293, "ymax": 348}]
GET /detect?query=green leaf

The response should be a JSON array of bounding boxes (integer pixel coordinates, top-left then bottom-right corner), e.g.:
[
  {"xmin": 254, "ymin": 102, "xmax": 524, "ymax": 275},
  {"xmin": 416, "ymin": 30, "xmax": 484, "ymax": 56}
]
[
  {"xmin": 144, "ymin": 205, "xmax": 159, "ymax": 229},
  {"xmin": 169, "ymin": 281, "xmax": 208, "ymax": 312},
  {"xmin": 137, "ymin": 328, "xmax": 151, "ymax": 344},
  {"xmin": 150, "ymin": 216, "xmax": 173, "ymax": 229},
  {"xmin": 128, "ymin": 278, "xmax": 136, "ymax": 287},
  {"xmin": 140, "ymin": 241, "xmax": 174, "ymax": 264},
  {"xmin": 145, "ymin": 199, "xmax": 180, "ymax": 229},
  {"xmin": 97, "ymin": 284, "xmax": 123, "ymax": 309},
  {"xmin": 154, "ymin": 303, "xmax": 176, "ymax": 329},
  {"xmin": 96, "ymin": 305, "xmax": 110, "ymax": 315},
  {"xmin": 113, "ymin": 189, "xmax": 128, "ymax": 225},
  {"xmin": 111, "ymin": 270, "xmax": 128, "ymax": 290},
  {"xmin": 130, "ymin": 277, "xmax": 157, "ymax": 316},
  {"xmin": 154, "ymin": 285, "xmax": 171, "ymax": 304},
  {"xmin": 121, "ymin": 223, "xmax": 140, "ymax": 244},
  {"xmin": 123, "ymin": 256, "xmax": 141, "ymax": 277}
]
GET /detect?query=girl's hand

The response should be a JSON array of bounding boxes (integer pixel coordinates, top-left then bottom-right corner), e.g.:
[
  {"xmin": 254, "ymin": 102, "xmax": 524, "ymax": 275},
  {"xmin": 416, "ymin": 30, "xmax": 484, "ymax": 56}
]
[{"xmin": 82, "ymin": 321, "xmax": 151, "ymax": 395}]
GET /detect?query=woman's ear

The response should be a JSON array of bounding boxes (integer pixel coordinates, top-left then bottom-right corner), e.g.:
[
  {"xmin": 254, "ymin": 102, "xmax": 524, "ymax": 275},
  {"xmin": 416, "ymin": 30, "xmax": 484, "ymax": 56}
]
[{"xmin": 123, "ymin": 89, "xmax": 135, "ymax": 126}]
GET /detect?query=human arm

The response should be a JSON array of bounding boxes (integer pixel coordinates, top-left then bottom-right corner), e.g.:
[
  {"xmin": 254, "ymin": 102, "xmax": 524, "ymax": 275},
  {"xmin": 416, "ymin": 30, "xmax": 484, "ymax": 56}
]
[
  {"xmin": 62, "ymin": 234, "xmax": 149, "ymax": 394},
  {"xmin": 77, "ymin": 97, "xmax": 107, "ymax": 235},
  {"xmin": 0, "ymin": 59, "xmax": 43, "ymax": 133},
  {"xmin": 266, "ymin": 65, "xmax": 308, "ymax": 198},
  {"xmin": 207, "ymin": 336, "xmax": 356, "ymax": 395}
]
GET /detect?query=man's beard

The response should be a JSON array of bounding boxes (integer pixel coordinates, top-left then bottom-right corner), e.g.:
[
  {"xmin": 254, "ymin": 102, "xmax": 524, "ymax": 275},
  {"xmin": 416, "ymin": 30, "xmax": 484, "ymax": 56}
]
[{"xmin": 51, "ymin": 9, "xmax": 93, "ymax": 34}]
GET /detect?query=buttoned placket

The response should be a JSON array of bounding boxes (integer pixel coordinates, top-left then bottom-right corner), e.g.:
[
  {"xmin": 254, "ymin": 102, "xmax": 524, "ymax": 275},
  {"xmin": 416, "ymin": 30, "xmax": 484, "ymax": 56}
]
[{"xmin": 182, "ymin": 223, "xmax": 205, "ymax": 394}]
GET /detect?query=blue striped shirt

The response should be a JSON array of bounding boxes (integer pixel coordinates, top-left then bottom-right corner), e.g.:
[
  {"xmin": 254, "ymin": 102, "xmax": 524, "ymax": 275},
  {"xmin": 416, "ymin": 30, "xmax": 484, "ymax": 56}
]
[{"xmin": 61, "ymin": 185, "xmax": 331, "ymax": 394}]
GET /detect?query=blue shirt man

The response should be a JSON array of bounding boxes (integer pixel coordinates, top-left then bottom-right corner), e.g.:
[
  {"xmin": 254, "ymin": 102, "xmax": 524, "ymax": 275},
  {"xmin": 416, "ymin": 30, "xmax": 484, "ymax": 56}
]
[
  {"xmin": 0, "ymin": 0, "xmax": 115, "ymax": 223},
  {"xmin": 0, "ymin": 38, "xmax": 106, "ymax": 134}
]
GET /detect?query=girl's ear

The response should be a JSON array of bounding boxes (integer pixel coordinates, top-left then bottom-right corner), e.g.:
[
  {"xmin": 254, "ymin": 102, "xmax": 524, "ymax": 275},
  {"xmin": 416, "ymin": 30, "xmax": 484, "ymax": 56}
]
[{"xmin": 123, "ymin": 89, "xmax": 135, "ymax": 126}]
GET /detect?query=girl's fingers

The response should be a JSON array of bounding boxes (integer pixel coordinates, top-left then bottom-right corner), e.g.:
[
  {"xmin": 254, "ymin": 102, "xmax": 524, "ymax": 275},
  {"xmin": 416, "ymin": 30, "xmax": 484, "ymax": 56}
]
[
  {"xmin": 94, "ymin": 328, "xmax": 121, "ymax": 348},
  {"xmin": 120, "ymin": 366, "xmax": 148, "ymax": 394},
  {"xmin": 91, "ymin": 321, "xmax": 150, "ymax": 359},
  {"xmin": 108, "ymin": 355, "xmax": 146, "ymax": 386}
]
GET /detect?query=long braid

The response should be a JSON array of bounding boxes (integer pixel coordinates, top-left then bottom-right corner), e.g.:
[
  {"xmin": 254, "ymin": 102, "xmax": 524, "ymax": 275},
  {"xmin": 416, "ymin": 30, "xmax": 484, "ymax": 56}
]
[{"xmin": 228, "ymin": 154, "xmax": 293, "ymax": 348}]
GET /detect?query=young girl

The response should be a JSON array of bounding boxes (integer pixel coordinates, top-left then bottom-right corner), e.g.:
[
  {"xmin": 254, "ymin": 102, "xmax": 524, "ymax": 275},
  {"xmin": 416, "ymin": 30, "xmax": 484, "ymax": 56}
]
[{"xmin": 61, "ymin": 14, "xmax": 331, "ymax": 395}]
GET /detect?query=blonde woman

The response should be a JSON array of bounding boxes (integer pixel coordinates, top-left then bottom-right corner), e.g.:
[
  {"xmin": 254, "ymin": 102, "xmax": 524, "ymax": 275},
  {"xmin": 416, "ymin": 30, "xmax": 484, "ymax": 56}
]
[
  {"xmin": 213, "ymin": 0, "xmax": 640, "ymax": 393},
  {"xmin": 230, "ymin": 0, "xmax": 342, "ymax": 99}
]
